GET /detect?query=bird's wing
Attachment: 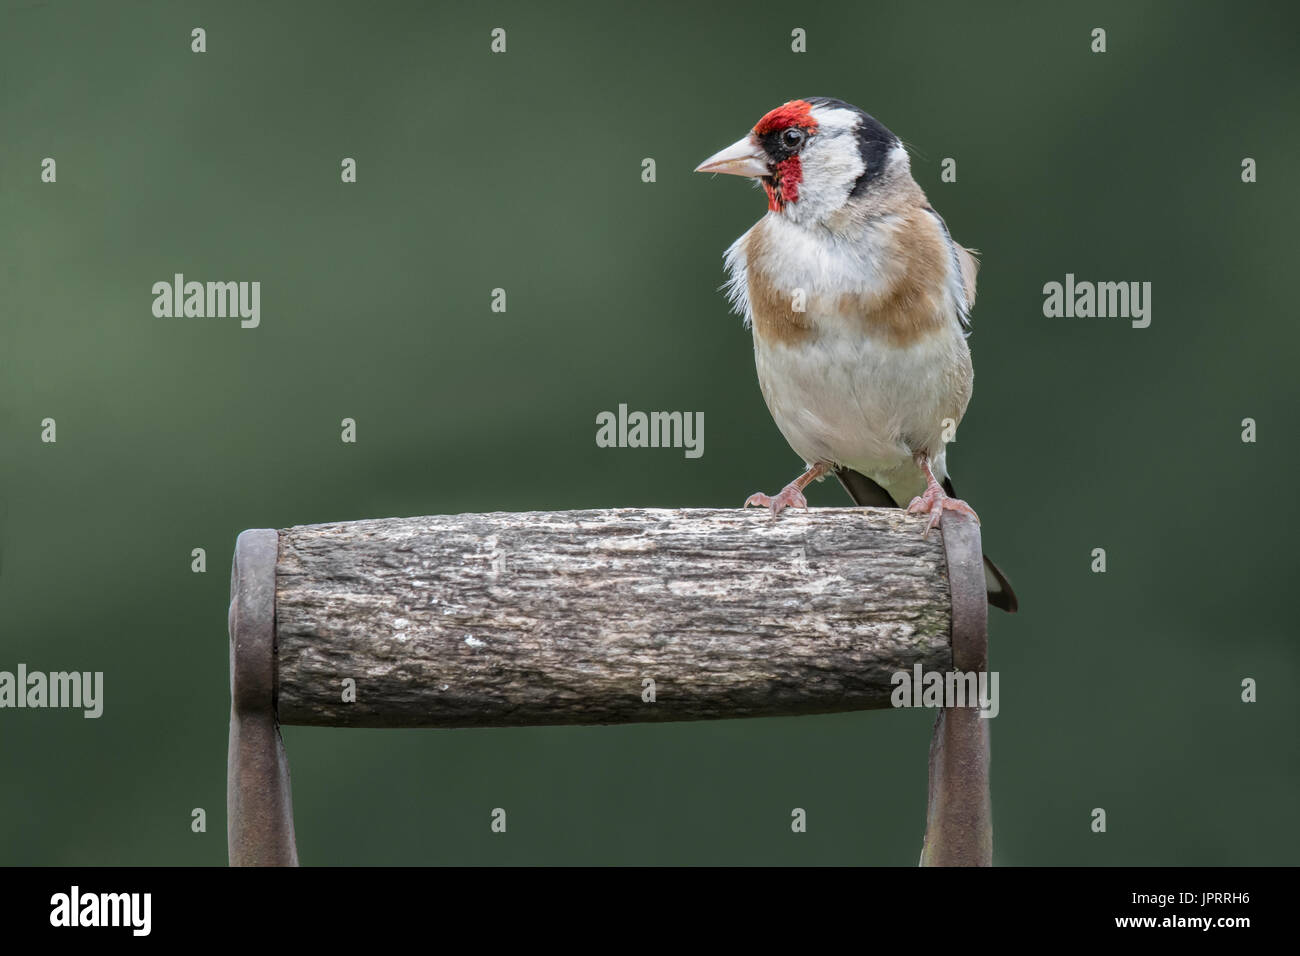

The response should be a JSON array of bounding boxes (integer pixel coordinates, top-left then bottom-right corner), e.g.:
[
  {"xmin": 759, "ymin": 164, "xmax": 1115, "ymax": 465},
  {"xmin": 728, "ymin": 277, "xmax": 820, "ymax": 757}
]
[
  {"xmin": 954, "ymin": 245, "xmax": 979, "ymax": 312},
  {"xmin": 922, "ymin": 205, "xmax": 977, "ymax": 331}
]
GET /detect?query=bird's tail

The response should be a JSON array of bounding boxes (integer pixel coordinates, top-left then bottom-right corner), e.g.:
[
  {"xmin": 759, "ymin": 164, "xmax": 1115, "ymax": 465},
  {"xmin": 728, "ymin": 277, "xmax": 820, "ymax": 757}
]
[{"xmin": 833, "ymin": 466, "xmax": 1018, "ymax": 613}]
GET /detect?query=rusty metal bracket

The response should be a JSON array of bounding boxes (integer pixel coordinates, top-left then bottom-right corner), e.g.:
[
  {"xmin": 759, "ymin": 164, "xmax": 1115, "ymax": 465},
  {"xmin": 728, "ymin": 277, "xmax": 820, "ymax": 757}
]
[
  {"xmin": 919, "ymin": 511, "xmax": 993, "ymax": 866},
  {"xmin": 227, "ymin": 528, "xmax": 299, "ymax": 866}
]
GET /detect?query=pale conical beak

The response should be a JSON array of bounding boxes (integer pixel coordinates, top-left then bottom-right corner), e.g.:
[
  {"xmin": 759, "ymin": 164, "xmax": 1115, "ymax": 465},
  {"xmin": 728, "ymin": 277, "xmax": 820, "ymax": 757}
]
[{"xmin": 694, "ymin": 136, "xmax": 770, "ymax": 178}]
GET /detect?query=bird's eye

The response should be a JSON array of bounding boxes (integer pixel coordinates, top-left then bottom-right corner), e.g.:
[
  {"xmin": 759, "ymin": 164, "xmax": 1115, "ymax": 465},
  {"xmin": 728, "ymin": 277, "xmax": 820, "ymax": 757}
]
[{"xmin": 781, "ymin": 128, "xmax": 806, "ymax": 149}]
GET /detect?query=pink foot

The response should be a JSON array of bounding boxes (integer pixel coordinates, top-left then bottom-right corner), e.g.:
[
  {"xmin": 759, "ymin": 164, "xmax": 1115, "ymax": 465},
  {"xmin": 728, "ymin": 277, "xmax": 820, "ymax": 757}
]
[
  {"xmin": 744, "ymin": 482, "xmax": 808, "ymax": 515},
  {"xmin": 907, "ymin": 485, "xmax": 979, "ymax": 536}
]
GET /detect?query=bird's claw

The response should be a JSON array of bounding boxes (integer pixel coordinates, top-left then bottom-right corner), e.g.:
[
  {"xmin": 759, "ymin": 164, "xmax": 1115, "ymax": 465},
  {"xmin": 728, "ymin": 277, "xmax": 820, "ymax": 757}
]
[
  {"xmin": 906, "ymin": 487, "xmax": 979, "ymax": 537},
  {"xmin": 744, "ymin": 484, "xmax": 808, "ymax": 515}
]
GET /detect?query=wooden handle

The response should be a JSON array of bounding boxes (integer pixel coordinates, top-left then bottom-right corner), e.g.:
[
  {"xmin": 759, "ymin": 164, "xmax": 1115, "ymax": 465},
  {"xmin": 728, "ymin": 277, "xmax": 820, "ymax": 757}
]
[{"xmin": 273, "ymin": 507, "xmax": 954, "ymax": 728}]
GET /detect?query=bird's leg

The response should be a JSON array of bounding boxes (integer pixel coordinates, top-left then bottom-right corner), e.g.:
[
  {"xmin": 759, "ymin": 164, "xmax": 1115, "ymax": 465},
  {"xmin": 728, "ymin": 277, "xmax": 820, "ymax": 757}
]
[
  {"xmin": 906, "ymin": 453, "xmax": 979, "ymax": 537},
  {"xmin": 744, "ymin": 462, "xmax": 829, "ymax": 515}
]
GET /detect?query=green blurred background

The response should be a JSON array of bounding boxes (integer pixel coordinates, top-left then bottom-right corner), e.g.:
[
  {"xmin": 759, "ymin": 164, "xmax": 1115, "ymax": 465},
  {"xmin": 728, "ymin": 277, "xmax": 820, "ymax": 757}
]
[{"xmin": 2, "ymin": 0, "xmax": 1297, "ymax": 865}]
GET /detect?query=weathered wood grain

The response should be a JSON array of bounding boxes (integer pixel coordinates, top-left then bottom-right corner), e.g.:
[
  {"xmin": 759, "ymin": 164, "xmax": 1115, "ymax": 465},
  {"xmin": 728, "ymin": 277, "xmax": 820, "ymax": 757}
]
[{"xmin": 274, "ymin": 508, "xmax": 953, "ymax": 727}]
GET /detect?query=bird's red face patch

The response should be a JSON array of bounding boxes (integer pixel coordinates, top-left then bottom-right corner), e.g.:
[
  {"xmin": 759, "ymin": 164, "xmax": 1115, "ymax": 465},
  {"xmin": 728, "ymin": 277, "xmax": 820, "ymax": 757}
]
[
  {"xmin": 753, "ymin": 100, "xmax": 818, "ymax": 137},
  {"xmin": 763, "ymin": 158, "xmax": 802, "ymax": 211},
  {"xmin": 753, "ymin": 101, "xmax": 819, "ymax": 212}
]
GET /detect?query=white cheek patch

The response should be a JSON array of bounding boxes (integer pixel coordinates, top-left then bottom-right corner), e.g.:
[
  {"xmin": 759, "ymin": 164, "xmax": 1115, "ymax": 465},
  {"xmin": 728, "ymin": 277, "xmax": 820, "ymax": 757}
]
[
  {"xmin": 795, "ymin": 134, "xmax": 865, "ymax": 219},
  {"xmin": 783, "ymin": 108, "xmax": 869, "ymax": 225}
]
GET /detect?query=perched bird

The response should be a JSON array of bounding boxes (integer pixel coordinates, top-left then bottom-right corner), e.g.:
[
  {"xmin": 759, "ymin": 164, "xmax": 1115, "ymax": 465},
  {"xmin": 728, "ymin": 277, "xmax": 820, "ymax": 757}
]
[{"xmin": 695, "ymin": 97, "xmax": 1017, "ymax": 612}]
